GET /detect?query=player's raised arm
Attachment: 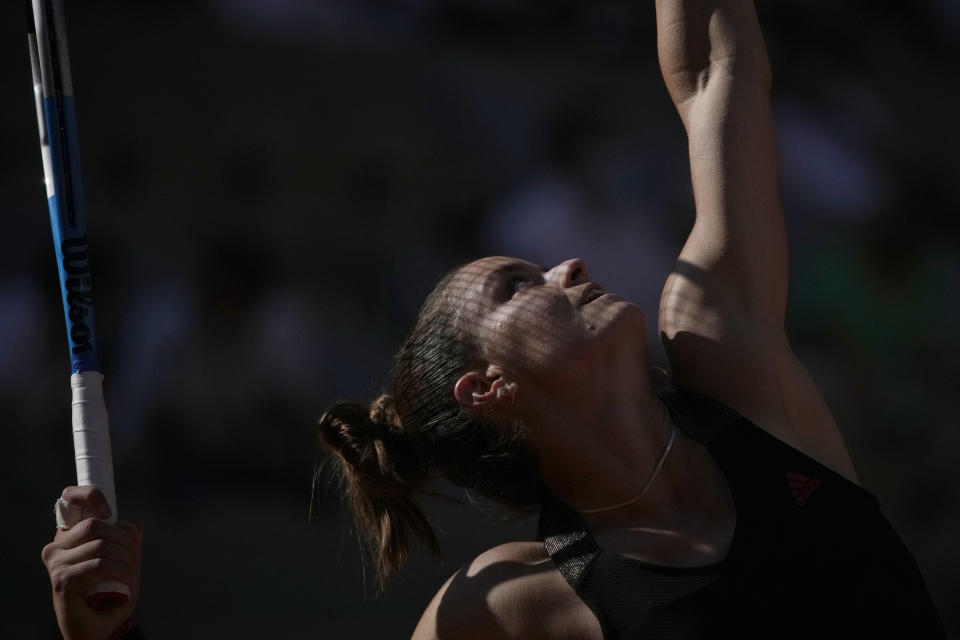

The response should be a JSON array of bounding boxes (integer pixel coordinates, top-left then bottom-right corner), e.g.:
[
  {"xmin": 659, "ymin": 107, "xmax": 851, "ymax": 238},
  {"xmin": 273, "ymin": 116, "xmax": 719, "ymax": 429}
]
[
  {"xmin": 655, "ymin": 0, "xmax": 858, "ymax": 481},
  {"xmin": 656, "ymin": 0, "xmax": 785, "ymax": 324}
]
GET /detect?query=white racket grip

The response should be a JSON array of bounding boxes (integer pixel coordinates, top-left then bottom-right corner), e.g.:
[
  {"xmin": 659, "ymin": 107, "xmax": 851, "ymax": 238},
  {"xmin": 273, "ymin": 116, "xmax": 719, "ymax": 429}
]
[
  {"xmin": 71, "ymin": 372, "xmax": 118, "ymax": 524},
  {"xmin": 71, "ymin": 373, "xmax": 131, "ymax": 609}
]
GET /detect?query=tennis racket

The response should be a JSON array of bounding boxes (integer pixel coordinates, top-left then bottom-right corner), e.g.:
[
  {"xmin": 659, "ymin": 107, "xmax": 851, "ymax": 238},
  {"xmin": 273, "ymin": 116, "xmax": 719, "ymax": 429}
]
[{"xmin": 27, "ymin": 0, "xmax": 130, "ymax": 611}]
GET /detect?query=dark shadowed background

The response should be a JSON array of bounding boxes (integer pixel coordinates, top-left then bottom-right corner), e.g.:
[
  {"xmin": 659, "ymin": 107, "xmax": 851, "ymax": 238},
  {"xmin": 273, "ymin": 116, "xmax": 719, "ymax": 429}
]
[{"xmin": 2, "ymin": 0, "xmax": 958, "ymax": 637}]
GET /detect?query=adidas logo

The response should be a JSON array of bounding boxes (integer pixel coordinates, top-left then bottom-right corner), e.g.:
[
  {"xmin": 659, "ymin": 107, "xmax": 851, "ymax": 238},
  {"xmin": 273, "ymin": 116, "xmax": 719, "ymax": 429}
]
[{"xmin": 786, "ymin": 472, "xmax": 821, "ymax": 506}]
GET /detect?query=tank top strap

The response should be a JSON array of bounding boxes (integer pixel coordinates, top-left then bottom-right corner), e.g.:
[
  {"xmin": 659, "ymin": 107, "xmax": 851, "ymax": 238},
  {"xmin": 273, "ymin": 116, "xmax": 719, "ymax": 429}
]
[
  {"xmin": 536, "ymin": 489, "xmax": 601, "ymax": 588},
  {"xmin": 657, "ymin": 382, "xmax": 744, "ymax": 444}
]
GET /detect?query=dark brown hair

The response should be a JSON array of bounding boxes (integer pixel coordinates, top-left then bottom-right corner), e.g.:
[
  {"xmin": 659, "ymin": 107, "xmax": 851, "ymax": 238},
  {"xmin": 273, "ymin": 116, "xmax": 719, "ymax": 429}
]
[{"xmin": 318, "ymin": 268, "xmax": 540, "ymax": 587}]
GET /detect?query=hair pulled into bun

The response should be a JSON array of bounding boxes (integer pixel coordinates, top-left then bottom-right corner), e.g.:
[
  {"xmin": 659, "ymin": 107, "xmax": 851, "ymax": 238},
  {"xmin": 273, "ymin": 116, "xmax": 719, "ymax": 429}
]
[
  {"xmin": 318, "ymin": 394, "xmax": 438, "ymax": 586},
  {"xmin": 319, "ymin": 394, "xmax": 427, "ymax": 495},
  {"xmin": 316, "ymin": 266, "xmax": 540, "ymax": 588}
]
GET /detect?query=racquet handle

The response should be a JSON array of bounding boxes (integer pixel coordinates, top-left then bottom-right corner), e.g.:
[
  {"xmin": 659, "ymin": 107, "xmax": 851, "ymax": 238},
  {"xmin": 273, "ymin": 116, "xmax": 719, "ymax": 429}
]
[
  {"xmin": 26, "ymin": 0, "xmax": 128, "ymax": 611},
  {"xmin": 71, "ymin": 373, "xmax": 117, "ymax": 518},
  {"xmin": 71, "ymin": 372, "xmax": 130, "ymax": 609}
]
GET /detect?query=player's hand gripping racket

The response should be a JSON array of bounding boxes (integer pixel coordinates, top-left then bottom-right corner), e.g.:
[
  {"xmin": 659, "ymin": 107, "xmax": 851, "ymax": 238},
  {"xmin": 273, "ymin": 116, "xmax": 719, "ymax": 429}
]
[{"xmin": 27, "ymin": 0, "xmax": 130, "ymax": 611}]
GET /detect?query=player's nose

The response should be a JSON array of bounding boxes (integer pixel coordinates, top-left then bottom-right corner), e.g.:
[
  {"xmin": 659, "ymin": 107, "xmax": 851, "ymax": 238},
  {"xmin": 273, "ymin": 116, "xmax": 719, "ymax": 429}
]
[{"xmin": 546, "ymin": 258, "xmax": 590, "ymax": 288}]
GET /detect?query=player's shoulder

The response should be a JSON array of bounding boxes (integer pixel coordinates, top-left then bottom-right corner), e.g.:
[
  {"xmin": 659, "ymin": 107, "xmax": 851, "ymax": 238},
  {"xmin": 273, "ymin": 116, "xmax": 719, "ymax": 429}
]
[
  {"xmin": 471, "ymin": 540, "xmax": 548, "ymax": 566},
  {"xmin": 411, "ymin": 542, "xmax": 597, "ymax": 640}
]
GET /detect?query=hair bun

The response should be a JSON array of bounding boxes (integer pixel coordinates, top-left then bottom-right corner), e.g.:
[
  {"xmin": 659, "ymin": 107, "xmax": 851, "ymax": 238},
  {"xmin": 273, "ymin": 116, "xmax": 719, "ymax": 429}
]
[
  {"xmin": 316, "ymin": 394, "xmax": 439, "ymax": 589},
  {"xmin": 318, "ymin": 395, "xmax": 424, "ymax": 493},
  {"xmin": 318, "ymin": 402, "xmax": 373, "ymax": 462},
  {"xmin": 369, "ymin": 394, "xmax": 402, "ymax": 433}
]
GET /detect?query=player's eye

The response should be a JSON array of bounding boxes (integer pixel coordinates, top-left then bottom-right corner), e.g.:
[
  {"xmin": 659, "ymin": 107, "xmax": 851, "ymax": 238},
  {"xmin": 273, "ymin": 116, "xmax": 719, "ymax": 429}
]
[{"xmin": 507, "ymin": 274, "xmax": 539, "ymax": 296}]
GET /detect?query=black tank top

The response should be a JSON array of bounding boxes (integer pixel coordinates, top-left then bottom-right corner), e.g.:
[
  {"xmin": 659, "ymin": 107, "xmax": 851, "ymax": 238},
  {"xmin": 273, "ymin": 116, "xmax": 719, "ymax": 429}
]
[{"xmin": 537, "ymin": 384, "xmax": 946, "ymax": 639}]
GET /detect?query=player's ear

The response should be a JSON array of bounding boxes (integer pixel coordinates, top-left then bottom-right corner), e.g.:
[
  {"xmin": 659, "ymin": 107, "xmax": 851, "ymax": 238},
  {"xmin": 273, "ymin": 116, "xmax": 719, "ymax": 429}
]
[{"xmin": 453, "ymin": 366, "xmax": 517, "ymax": 411}]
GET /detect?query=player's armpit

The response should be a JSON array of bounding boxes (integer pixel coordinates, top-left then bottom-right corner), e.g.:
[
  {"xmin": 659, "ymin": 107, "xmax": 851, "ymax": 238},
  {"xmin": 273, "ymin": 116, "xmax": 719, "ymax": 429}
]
[{"xmin": 660, "ymin": 264, "xmax": 858, "ymax": 484}]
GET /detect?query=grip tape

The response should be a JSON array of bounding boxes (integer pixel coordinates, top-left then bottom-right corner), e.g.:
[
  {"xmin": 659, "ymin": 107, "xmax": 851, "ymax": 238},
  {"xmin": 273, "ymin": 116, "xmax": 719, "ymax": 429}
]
[{"xmin": 71, "ymin": 371, "xmax": 117, "ymax": 523}]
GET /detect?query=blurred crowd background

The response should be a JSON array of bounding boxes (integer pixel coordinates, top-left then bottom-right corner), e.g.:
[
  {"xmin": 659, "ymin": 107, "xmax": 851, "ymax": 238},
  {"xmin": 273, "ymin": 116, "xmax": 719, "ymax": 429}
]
[{"xmin": 2, "ymin": 0, "xmax": 958, "ymax": 636}]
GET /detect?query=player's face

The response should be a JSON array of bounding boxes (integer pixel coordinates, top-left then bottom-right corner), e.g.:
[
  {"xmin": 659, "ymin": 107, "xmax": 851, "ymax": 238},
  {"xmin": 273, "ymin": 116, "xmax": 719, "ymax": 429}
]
[{"xmin": 449, "ymin": 256, "xmax": 646, "ymax": 385}]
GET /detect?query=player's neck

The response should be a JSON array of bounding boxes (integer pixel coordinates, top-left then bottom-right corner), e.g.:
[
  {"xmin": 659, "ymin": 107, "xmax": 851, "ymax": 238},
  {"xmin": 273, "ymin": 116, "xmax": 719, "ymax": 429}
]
[{"xmin": 534, "ymin": 366, "xmax": 675, "ymax": 517}]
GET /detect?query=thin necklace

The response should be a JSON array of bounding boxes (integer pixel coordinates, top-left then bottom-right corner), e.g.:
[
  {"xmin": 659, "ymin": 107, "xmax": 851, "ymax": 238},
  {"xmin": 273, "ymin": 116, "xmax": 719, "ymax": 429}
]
[{"xmin": 577, "ymin": 423, "xmax": 678, "ymax": 515}]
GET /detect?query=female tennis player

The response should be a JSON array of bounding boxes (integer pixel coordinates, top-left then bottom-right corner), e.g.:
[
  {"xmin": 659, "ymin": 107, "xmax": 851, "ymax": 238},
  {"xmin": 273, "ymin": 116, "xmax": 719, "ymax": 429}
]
[{"xmin": 43, "ymin": 0, "xmax": 945, "ymax": 637}]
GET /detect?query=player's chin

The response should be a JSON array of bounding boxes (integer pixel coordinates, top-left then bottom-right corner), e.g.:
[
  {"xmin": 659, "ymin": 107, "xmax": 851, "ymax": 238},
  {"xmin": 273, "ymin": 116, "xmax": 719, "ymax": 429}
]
[
  {"xmin": 598, "ymin": 295, "xmax": 645, "ymax": 321},
  {"xmin": 585, "ymin": 299, "xmax": 646, "ymax": 336}
]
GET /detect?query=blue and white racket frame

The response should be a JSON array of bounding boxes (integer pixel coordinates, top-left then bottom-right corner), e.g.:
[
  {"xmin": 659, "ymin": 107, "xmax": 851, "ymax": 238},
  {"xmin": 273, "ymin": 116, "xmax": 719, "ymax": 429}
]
[{"xmin": 27, "ymin": 0, "xmax": 130, "ymax": 610}]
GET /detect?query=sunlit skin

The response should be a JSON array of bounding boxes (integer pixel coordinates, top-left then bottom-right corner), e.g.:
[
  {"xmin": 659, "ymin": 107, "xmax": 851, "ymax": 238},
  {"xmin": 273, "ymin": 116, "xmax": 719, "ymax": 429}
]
[
  {"xmin": 409, "ymin": 0, "xmax": 866, "ymax": 635},
  {"xmin": 449, "ymin": 256, "xmax": 736, "ymax": 560}
]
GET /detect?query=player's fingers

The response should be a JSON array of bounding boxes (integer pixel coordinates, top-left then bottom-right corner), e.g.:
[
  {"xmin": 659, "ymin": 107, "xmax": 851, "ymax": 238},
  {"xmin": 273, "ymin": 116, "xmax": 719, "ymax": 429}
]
[
  {"xmin": 117, "ymin": 520, "xmax": 143, "ymax": 599},
  {"xmin": 116, "ymin": 520, "xmax": 143, "ymax": 541},
  {"xmin": 53, "ymin": 537, "xmax": 133, "ymax": 570},
  {"xmin": 117, "ymin": 520, "xmax": 144, "ymax": 572},
  {"xmin": 48, "ymin": 556, "xmax": 134, "ymax": 596},
  {"xmin": 118, "ymin": 519, "xmax": 143, "ymax": 550},
  {"xmin": 59, "ymin": 486, "xmax": 111, "ymax": 522},
  {"xmin": 47, "ymin": 517, "xmax": 134, "ymax": 556}
]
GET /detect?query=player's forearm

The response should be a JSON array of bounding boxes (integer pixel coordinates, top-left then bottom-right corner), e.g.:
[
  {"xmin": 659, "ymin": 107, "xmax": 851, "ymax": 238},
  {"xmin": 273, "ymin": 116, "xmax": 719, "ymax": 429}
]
[
  {"xmin": 657, "ymin": 0, "xmax": 787, "ymax": 324},
  {"xmin": 682, "ymin": 78, "xmax": 788, "ymax": 323}
]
